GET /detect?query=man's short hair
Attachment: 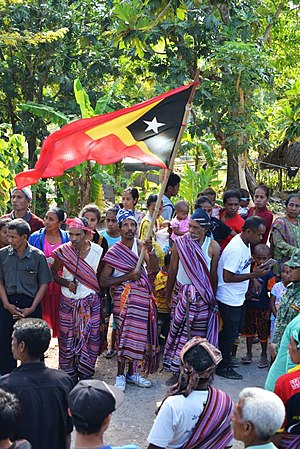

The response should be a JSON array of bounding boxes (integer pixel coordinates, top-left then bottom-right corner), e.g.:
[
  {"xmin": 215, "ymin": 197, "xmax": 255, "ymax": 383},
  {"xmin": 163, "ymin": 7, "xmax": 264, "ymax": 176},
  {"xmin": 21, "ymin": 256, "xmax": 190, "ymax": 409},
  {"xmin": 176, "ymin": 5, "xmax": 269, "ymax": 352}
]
[
  {"xmin": 13, "ymin": 318, "xmax": 51, "ymax": 358},
  {"xmin": 242, "ymin": 216, "xmax": 265, "ymax": 232},
  {"xmin": 223, "ymin": 190, "xmax": 241, "ymax": 204},
  {"xmin": 69, "ymin": 380, "xmax": 124, "ymax": 435},
  {"xmin": 239, "ymin": 388, "xmax": 285, "ymax": 440},
  {"xmin": 7, "ymin": 218, "xmax": 31, "ymax": 238},
  {"xmin": 0, "ymin": 389, "xmax": 22, "ymax": 440},
  {"xmin": 165, "ymin": 173, "xmax": 180, "ymax": 190}
]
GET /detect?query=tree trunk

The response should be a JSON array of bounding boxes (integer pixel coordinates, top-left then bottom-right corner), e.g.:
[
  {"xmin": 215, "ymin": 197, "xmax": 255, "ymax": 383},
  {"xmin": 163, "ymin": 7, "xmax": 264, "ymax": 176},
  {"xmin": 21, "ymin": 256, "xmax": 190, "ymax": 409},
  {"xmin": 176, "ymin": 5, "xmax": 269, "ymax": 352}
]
[
  {"xmin": 225, "ymin": 147, "xmax": 240, "ymax": 189},
  {"xmin": 238, "ymin": 153, "xmax": 248, "ymax": 190}
]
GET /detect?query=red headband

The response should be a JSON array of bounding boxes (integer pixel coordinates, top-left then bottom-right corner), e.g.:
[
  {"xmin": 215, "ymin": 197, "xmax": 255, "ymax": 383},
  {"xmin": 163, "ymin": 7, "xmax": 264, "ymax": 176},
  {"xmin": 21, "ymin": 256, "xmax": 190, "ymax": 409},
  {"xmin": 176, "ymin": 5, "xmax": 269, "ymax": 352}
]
[{"xmin": 66, "ymin": 217, "xmax": 95, "ymax": 234}]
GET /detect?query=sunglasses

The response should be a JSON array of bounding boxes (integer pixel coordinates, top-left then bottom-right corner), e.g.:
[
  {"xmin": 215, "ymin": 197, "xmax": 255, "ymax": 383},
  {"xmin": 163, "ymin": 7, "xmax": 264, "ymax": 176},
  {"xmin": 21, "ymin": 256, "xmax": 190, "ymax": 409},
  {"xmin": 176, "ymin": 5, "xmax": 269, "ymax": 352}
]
[{"xmin": 240, "ymin": 197, "xmax": 250, "ymax": 201}]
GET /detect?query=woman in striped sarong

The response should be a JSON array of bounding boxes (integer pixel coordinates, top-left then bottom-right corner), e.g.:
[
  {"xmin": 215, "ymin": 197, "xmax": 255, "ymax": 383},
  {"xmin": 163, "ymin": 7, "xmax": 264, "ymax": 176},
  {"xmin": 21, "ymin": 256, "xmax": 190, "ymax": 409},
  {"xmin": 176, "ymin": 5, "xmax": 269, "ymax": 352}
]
[
  {"xmin": 51, "ymin": 217, "xmax": 104, "ymax": 381},
  {"xmin": 163, "ymin": 213, "xmax": 219, "ymax": 379},
  {"xmin": 148, "ymin": 337, "xmax": 234, "ymax": 449}
]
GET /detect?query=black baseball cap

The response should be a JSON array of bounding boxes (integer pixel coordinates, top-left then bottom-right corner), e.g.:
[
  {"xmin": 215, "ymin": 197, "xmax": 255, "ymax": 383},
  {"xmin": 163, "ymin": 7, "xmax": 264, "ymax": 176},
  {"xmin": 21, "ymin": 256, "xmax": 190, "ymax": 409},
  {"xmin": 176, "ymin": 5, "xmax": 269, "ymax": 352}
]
[{"xmin": 69, "ymin": 379, "xmax": 124, "ymax": 433}]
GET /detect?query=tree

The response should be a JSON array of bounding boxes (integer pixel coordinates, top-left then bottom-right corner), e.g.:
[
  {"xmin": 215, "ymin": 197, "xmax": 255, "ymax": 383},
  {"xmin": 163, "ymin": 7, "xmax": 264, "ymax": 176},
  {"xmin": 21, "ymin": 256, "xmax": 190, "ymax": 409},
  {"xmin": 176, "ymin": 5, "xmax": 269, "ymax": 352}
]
[
  {"xmin": 107, "ymin": 0, "xmax": 300, "ymax": 189},
  {"xmin": 1, "ymin": 0, "xmax": 300, "ymax": 198}
]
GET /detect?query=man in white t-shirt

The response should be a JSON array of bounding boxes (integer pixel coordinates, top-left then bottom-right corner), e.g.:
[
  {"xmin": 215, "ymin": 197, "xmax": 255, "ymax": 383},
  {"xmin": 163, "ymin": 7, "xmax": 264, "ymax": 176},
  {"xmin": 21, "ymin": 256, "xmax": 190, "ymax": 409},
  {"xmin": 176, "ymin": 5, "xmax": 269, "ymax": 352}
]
[{"xmin": 216, "ymin": 216, "xmax": 270, "ymax": 380}]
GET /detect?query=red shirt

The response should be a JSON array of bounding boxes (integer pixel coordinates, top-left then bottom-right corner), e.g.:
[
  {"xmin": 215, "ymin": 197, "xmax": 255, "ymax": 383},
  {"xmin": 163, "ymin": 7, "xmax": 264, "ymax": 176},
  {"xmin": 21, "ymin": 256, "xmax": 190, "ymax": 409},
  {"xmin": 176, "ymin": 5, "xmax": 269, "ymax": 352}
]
[
  {"xmin": 274, "ymin": 365, "xmax": 300, "ymax": 428},
  {"xmin": 1, "ymin": 211, "xmax": 44, "ymax": 234},
  {"xmin": 248, "ymin": 206, "xmax": 273, "ymax": 244},
  {"xmin": 220, "ymin": 211, "xmax": 244, "ymax": 250},
  {"xmin": 274, "ymin": 365, "xmax": 300, "ymax": 406}
]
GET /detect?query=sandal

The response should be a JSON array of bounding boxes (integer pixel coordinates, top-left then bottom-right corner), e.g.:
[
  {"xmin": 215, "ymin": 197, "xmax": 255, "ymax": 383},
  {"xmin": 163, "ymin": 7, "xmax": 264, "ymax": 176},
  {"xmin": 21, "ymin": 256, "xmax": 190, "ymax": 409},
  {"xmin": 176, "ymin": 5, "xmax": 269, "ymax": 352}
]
[
  {"xmin": 104, "ymin": 349, "xmax": 117, "ymax": 359},
  {"xmin": 258, "ymin": 358, "xmax": 269, "ymax": 368},
  {"xmin": 241, "ymin": 354, "xmax": 252, "ymax": 364}
]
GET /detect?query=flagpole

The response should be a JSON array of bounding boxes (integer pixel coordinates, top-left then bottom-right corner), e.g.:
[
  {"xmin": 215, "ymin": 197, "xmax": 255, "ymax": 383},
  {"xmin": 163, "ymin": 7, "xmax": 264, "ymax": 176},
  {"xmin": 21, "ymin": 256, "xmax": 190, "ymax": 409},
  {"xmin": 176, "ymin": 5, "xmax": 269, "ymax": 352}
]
[{"xmin": 134, "ymin": 70, "xmax": 200, "ymax": 272}]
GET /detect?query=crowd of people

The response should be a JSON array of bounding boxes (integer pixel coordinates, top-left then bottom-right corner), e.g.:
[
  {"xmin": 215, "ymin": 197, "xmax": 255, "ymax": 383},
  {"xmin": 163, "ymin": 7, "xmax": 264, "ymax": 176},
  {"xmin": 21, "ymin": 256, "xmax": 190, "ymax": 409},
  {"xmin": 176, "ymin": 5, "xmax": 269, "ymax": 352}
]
[{"xmin": 0, "ymin": 175, "xmax": 299, "ymax": 449}]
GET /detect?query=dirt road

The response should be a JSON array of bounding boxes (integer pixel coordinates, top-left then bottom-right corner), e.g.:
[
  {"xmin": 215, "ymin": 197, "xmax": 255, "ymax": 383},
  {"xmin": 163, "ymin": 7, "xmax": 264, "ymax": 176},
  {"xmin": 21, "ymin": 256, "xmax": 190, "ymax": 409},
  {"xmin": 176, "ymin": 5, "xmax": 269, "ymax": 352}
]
[{"xmin": 47, "ymin": 338, "xmax": 268, "ymax": 449}]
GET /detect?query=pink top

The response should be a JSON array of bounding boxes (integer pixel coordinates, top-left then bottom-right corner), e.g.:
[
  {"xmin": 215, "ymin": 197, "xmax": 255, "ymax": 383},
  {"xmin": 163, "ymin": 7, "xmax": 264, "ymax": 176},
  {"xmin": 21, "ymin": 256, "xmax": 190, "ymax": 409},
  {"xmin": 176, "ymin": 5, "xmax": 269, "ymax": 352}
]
[
  {"xmin": 170, "ymin": 216, "xmax": 190, "ymax": 241},
  {"xmin": 211, "ymin": 204, "xmax": 221, "ymax": 219},
  {"xmin": 44, "ymin": 237, "xmax": 61, "ymax": 266}
]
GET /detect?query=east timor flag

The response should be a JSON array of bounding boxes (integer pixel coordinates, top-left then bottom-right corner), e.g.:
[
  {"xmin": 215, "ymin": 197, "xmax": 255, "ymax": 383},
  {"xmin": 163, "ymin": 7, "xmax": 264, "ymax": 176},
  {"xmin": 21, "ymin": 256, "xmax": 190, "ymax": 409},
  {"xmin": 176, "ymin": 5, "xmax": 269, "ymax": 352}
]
[{"xmin": 15, "ymin": 83, "xmax": 195, "ymax": 188}]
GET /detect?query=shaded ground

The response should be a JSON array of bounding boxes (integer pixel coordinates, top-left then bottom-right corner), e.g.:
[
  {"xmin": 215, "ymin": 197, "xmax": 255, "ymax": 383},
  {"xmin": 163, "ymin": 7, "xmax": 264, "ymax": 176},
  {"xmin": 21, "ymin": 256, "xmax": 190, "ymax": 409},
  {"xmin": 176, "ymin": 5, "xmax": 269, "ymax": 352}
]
[{"xmin": 47, "ymin": 337, "xmax": 268, "ymax": 449}]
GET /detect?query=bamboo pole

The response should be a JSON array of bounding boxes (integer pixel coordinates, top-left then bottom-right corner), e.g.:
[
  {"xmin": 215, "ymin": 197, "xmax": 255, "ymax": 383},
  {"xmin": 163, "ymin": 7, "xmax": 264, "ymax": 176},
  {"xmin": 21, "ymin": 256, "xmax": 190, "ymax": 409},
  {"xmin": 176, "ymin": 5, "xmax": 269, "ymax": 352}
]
[{"xmin": 134, "ymin": 70, "xmax": 200, "ymax": 272}]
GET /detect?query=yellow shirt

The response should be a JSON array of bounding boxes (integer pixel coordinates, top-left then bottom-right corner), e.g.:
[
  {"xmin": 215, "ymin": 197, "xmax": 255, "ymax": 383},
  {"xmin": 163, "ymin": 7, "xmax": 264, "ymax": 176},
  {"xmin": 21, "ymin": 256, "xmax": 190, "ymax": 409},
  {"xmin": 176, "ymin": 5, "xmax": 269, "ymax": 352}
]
[{"xmin": 139, "ymin": 215, "xmax": 165, "ymax": 266}]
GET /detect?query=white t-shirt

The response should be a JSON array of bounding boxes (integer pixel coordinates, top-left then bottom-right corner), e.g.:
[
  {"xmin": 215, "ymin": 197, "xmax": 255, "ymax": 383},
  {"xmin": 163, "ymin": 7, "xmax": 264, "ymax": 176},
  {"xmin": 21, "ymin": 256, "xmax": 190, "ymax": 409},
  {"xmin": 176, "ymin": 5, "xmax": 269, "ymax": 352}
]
[
  {"xmin": 216, "ymin": 234, "xmax": 252, "ymax": 306},
  {"xmin": 147, "ymin": 390, "xmax": 208, "ymax": 449}
]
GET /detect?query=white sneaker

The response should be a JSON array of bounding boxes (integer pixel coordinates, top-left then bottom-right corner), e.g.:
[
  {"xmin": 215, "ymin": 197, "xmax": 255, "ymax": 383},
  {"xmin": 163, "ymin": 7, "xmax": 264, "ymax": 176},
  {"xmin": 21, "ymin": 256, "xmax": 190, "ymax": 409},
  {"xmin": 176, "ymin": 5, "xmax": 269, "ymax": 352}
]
[
  {"xmin": 126, "ymin": 372, "xmax": 152, "ymax": 388},
  {"xmin": 114, "ymin": 374, "xmax": 126, "ymax": 392}
]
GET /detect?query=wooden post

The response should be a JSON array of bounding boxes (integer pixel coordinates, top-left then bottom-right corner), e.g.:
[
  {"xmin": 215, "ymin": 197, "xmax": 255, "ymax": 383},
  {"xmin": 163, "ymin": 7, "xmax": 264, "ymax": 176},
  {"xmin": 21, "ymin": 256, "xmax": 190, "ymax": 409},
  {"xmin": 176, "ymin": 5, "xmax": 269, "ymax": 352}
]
[{"xmin": 134, "ymin": 70, "xmax": 200, "ymax": 272}]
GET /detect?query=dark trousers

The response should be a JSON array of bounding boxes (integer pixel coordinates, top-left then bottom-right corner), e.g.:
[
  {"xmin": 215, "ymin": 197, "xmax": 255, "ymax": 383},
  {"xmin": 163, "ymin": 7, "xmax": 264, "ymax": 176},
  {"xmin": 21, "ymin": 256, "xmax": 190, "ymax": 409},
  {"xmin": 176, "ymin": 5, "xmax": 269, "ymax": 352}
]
[
  {"xmin": 218, "ymin": 301, "xmax": 244, "ymax": 369},
  {"xmin": 0, "ymin": 294, "xmax": 42, "ymax": 375}
]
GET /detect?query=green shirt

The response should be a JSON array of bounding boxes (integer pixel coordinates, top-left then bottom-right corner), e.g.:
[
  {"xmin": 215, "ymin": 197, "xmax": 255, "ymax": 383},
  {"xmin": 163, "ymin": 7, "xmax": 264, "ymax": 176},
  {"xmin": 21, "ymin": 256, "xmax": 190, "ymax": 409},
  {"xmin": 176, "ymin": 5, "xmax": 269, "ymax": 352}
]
[
  {"xmin": 272, "ymin": 282, "xmax": 300, "ymax": 347},
  {"xmin": 0, "ymin": 243, "xmax": 52, "ymax": 298}
]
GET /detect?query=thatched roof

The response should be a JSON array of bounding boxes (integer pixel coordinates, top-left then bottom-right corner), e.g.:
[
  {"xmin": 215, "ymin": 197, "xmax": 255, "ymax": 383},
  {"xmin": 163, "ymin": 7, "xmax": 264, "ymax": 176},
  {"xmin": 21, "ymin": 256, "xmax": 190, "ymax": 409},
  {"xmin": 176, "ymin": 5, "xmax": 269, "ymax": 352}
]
[{"xmin": 263, "ymin": 140, "xmax": 300, "ymax": 168}]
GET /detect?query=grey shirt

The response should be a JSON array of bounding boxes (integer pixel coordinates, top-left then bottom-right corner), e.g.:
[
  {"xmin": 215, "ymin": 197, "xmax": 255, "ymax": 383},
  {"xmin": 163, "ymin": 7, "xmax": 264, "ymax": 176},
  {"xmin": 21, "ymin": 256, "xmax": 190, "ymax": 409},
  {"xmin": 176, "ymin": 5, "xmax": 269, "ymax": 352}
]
[{"xmin": 0, "ymin": 243, "xmax": 52, "ymax": 298}]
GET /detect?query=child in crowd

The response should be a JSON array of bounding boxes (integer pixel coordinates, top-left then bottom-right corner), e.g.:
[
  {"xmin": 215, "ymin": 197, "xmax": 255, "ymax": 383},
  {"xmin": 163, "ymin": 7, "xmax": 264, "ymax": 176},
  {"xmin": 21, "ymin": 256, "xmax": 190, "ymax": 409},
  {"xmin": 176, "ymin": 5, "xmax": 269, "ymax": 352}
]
[
  {"xmin": 248, "ymin": 183, "xmax": 273, "ymax": 245},
  {"xmin": 121, "ymin": 187, "xmax": 143, "ymax": 229},
  {"xmin": 155, "ymin": 220, "xmax": 171, "ymax": 255},
  {"xmin": 242, "ymin": 244, "xmax": 276, "ymax": 368},
  {"xmin": 139, "ymin": 194, "xmax": 165, "ymax": 266},
  {"xmin": 170, "ymin": 201, "xmax": 190, "ymax": 241},
  {"xmin": 270, "ymin": 263, "xmax": 292, "ymax": 343},
  {"xmin": 80, "ymin": 203, "xmax": 108, "ymax": 255},
  {"xmin": 99, "ymin": 208, "xmax": 121, "ymax": 247},
  {"xmin": 0, "ymin": 218, "xmax": 10, "ymax": 248},
  {"xmin": 201, "ymin": 187, "xmax": 220, "ymax": 218},
  {"xmin": 154, "ymin": 253, "xmax": 171, "ymax": 347},
  {"xmin": 0, "ymin": 389, "xmax": 31, "ymax": 449},
  {"xmin": 238, "ymin": 188, "xmax": 250, "ymax": 219}
]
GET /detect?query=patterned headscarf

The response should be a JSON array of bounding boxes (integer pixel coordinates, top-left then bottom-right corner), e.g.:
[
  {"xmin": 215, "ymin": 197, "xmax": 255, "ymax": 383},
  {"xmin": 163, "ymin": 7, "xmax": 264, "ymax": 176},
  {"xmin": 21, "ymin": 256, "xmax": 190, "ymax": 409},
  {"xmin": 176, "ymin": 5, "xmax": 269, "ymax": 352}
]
[
  {"xmin": 66, "ymin": 217, "xmax": 94, "ymax": 233},
  {"xmin": 116, "ymin": 209, "xmax": 137, "ymax": 225},
  {"xmin": 191, "ymin": 208, "xmax": 213, "ymax": 229},
  {"xmin": 168, "ymin": 337, "xmax": 222, "ymax": 397}
]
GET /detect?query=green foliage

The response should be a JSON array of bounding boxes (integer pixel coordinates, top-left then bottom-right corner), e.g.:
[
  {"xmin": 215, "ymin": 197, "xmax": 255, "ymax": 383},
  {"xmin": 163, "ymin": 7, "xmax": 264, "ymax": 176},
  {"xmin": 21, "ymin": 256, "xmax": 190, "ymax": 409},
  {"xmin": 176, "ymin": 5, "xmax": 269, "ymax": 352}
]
[
  {"xmin": 178, "ymin": 164, "xmax": 221, "ymax": 208},
  {"xmin": 0, "ymin": 125, "xmax": 27, "ymax": 213},
  {"xmin": 74, "ymin": 79, "xmax": 95, "ymax": 119},
  {"xmin": 2, "ymin": 0, "xmax": 300, "ymax": 205},
  {"xmin": 268, "ymin": 80, "xmax": 300, "ymax": 141},
  {"xmin": 18, "ymin": 102, "xmax": 68, "ymax": 126},
  {"xmin": 126, "ymin": 170, "xmax": 160, "ymax": 204}
]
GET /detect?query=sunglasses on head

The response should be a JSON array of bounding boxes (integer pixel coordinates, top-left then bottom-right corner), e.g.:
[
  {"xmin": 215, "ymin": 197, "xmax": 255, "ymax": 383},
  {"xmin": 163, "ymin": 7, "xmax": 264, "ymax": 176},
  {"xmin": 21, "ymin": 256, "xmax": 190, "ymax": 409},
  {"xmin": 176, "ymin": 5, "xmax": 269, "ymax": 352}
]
[{"xmin": 240, "ymin": 197, "xmax": 250, "ymax": 201}]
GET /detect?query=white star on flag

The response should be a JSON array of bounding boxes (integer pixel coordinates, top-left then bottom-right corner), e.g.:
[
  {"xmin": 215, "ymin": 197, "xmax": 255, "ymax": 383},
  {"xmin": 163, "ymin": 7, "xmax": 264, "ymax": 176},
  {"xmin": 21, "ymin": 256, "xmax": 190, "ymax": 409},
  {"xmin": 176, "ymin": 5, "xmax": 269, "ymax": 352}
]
[{"xmin": 143, "ymin": 117, "xmax": 166, "ymax": 134}]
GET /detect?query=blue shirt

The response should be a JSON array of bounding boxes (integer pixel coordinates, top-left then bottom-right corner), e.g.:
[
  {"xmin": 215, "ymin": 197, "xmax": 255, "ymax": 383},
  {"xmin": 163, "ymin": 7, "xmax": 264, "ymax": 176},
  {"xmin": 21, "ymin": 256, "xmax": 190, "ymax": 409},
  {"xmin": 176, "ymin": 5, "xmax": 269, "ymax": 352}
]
[
  {"xmin": 246, "ymin": 270, "xmax": 275, "ymax": 310},
  {"xmin": 99, "ymin": 230, "xmax": 121, "ymax": 248}
]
